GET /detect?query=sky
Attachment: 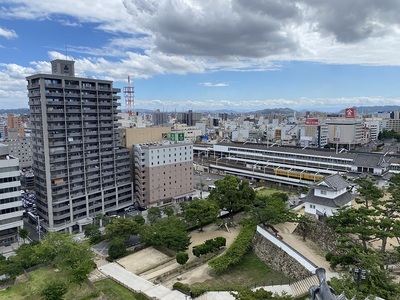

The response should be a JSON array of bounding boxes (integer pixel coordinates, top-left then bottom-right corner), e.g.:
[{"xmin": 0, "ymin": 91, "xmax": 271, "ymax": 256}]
[{"xmin": 2, "ymin": 0, "xmax": 400, "ymax": 113}]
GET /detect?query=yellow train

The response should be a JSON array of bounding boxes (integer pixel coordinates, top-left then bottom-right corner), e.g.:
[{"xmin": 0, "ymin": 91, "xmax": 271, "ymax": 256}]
[{"xmin": 274, "ymin": 169, "xmax": 324, "ymax": 182}]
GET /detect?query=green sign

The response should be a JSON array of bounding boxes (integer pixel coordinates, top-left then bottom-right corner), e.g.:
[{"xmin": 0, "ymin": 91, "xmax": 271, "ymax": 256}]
[
  {"xmin": 178, "ymin": 133, "xmax": 185, "ymax": 141},
  {"xmin": 170, "ymin": 133, "xmax": 176, "ymax": 141}
]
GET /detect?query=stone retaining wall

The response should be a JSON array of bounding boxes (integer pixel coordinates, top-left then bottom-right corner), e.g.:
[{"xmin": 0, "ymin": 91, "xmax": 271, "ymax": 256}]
[
  {"xmin": 252, "ymin": 231, "xmax": 312, "ymax": 281},
  {"xmin": 293, "ymin": 220, "xmax": 339, "ymax": 252}
]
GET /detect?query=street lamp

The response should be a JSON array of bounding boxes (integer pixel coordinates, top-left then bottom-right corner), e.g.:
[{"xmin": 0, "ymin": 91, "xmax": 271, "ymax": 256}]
[{"xmin": 349, "ymin": 267, "xmax": 370, "ymax": 293}]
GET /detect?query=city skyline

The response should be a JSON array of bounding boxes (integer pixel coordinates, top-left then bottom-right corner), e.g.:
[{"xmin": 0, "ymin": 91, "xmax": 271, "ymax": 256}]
[{"xmin": 1, "ymin": 1, "xmax": 400, "ymax": 112}]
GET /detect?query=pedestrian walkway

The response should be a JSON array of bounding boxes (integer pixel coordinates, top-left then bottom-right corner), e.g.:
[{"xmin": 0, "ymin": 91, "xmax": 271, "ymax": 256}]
[
  {"xmin": 98, "ymin": 263, "xmax": 188, "ymax": 300},
  {"xmin": 0, "ymin": 241, "xmax": 20, "ymax": 258}
]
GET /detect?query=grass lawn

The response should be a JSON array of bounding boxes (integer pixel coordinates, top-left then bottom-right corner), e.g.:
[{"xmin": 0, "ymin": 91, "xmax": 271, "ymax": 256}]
[
  {"xmin": 190, "ymin": 251, "xmax": 290, "ymax": 292},
  {"xmin": 93, "ymin": 278, "xmax": 148, "ymax": 300},
  {"xmin": 256, "ymin": 188, "xmax": 283, "ymax": 197},
  {"xmin": 0, "ymin": 267, "xmax": 95, "ymax": 300}
]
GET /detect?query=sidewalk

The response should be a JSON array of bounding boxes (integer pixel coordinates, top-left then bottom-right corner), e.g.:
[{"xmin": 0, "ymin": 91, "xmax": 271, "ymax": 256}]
[
  {"xmin": 0, "ymin": 241, "xmax": 21, "ymax": 258},
  {"xmin": 99, "ymin": 262, "xmax": 188, "ymax": 300}
]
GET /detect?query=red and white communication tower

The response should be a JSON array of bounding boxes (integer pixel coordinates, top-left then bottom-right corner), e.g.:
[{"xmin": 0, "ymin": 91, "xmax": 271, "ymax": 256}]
[{"xmin": 124, "ymin": 76, "xmax": 134, "ymax": 118}]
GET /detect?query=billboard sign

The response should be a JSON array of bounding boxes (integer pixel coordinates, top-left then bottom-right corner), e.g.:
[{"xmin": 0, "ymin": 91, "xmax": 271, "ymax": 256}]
[
  {"xmin": 178, "ymin": 133, "xmax": 185, "ymax": 141},
  {"xmin": 170, "ymin": 133, "xmax": 176, "ymax": 141},
  {"xmin": 305, "ymin": 118, "xmax": 320, "ymax": 125},
  {"xmin": 345, "ymin": 108, "xmax": 356, "ymax": 118}
]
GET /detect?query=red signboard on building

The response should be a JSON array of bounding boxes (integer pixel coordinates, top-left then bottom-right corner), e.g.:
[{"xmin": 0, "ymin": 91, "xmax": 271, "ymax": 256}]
[
  {"xmin": 345, "ymin": 108, "xmax": 356, "ymax": 118},
  {"xmin": 305, "ymin": 118, "xmax": 320, "ymax": 125}
]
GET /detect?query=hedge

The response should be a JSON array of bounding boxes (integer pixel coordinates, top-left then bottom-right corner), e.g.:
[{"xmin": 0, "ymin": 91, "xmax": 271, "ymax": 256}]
[
  {"xmin": 208, "ymin": 223, "xmax": 256, "ymax": 272},
  {"xmin": 192, "ymin": 237, "xmax": 226, "ymax": 257}
]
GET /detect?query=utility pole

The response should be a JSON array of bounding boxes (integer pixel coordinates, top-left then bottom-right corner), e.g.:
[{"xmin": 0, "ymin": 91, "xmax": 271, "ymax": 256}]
[{"xmin": 36, "ymin": 215, "xmax": 42, "ymax": 241}]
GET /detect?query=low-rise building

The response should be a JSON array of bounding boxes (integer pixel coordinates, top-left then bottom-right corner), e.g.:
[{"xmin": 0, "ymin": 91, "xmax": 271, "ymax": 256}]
[
  {"xmin": 0, "ymin": 144, "xmax": 23, "ymax": 245},
  {"xmin": 301, "ymin": 174, "xmax": 354, "ymax": 217}
]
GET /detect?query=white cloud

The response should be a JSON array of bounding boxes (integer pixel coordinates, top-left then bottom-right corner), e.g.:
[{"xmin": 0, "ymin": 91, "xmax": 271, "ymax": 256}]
[
  {"xmin": 0, "ymin": 27, "xmax": 17, "ymax": 39},
  {"xmin": 199, "ymin": 82, "xmax": 229, "ymax": 87}
]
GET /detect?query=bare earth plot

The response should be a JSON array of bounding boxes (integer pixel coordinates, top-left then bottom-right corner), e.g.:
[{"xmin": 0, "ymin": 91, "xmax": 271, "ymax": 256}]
[{"xmin": 116, "ymin": 221, "xmax": 241, "ymax": 288}]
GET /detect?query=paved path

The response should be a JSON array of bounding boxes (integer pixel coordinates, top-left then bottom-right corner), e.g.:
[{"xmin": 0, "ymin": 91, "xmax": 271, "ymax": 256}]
[{"xmin": 98, "ymin": 262, "xmax": 188, "ymax": 300}]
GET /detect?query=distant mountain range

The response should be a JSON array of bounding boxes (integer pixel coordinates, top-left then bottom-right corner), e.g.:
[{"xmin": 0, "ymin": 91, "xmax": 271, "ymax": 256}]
[
  {"xmin": 2, "ymin": 106, "xmax": 400, "ymax": 116},
  {"xmin": 339, "ymin": 106, "xmax": 400, "ymax": 114},
  {"xmin": 0, "ymin": 108, "xmax": 29, "ymax": 115}
]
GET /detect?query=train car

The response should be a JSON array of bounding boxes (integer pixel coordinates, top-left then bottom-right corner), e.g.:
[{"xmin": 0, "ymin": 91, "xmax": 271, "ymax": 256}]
[{"xmin": 274, "ymin": 169, "xmax": 324, "ymax": 182}]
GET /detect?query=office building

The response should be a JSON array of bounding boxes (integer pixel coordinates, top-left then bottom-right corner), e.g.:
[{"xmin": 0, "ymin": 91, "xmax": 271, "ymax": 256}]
[
  {"xmin": 133, "ymin": 142, "xmax": 193, "ymax": 208},
  {"xmin": 27, "ymin": 59, "xmax": 132, "ymax": 233},
  {"xmin": 0, "ymin": 144, "xmax": 23, "ymax": 245}
]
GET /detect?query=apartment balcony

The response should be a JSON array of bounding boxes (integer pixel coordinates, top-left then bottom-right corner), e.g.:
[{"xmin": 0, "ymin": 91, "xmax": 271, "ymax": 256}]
[
  {"xmin": 67, "ymin": 116, "xmax": 81, "ymax": 122},
  {"xmin": 44, "ymin": 83, "xmax": 62, "ymax": 88},
  {"xmin": 84, "ymin": 123, "xmax": 98, "ymax": 128},
  {"xmin": 51, "ymin": 171, "xmax": 68, "ymax": 179},
  {"xmin": 48, "ymin": 124, "xmax": 65, "ymax": 130},
  {"xmin": 50, "ymin": 164, "xmax": 67, "ymax": 171},
  {"xmin": 47, "ymin": 109, "xmax": 65, "ymax": 114},
  {"xmin": 84, "ymin": 130, "xmax": 99, "ymax": 136},
  {"xmin": 83, "ymin": 116, "xmax": 98, "ymax": 121},
  {"xmin": 68, "ymin": 146, "xmax": 83, "ymax": 153},
  {"xmin": 48, "ymin": 133, "xmax": 66, "ymax": 138},
  {"xmin": 67, "ymin": 125, "xmax": 81, "ymax": 129},
  {"xmin": 49, "ymin": 140, "xmax": 66, "ymax": 147},
  {"xmin": 85, "ymin": 153, "xmax": 99, "ymax": 159},
  {"xmin": 46, "ymin": 100, "xmax": 65, "ymax": 106}
]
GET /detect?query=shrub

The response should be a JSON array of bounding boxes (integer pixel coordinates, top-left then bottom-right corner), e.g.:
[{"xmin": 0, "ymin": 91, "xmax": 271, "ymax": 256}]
[
  {"xmin": 192, "ymin": 237, "xmax": 226, "ymax": 257},
  {"xmin": 176, "ymin": 252, "xmax": 189, "ymax": 265},
  {"xmin": 173, "ymin": 282, "xmax": 191, "ymax": 295},
  {"xmin": 325, "ymin": 252, "xmax": 334, "ymax": 262}
]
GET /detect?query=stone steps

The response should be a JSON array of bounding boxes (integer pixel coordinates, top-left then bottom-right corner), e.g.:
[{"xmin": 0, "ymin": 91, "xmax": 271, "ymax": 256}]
[{"xmin": 290, "ymin": 275, "xmax": 319, "ymax": 298}]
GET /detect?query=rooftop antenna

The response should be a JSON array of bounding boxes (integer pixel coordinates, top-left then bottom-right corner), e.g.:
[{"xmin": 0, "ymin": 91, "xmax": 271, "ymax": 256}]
[{"xmin": 65, "ymin": 42, "xmax": 68, "ymax": 60}]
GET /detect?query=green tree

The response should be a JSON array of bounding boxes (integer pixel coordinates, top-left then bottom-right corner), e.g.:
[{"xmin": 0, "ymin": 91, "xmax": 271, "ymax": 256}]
[
  {"xmin": 18, "ymin": 227, "xmax": 29, "ymax": 244},
  {"xmin": 176, "ymin": 252, "xmax": 189, "ymax": 265},
  {"xmin": 208, "ymin": 175, "xmax": 255, "ymax": 223},
  {"xmin": 147, "ymin": 207, "xmax": 162, "ymax": 224},
  {"xmin": 40, "ymin": 279, "xmax": 68, "ymax": 300},
  {"xmin": 247, "ymin": 192, "xmax": 295, "ymax": 232},
  {"xmin": 183, "ymin": 199, "xmax": 219, "ymax": 231},
  {"xmin": 95, "ymin": 213, "xmax": 105, "ymax": 227},
  {"xmin": 108, "ymin": 237, "xmax": 127, "ymax": 260},
  {"xmin": 140, "ymin": 216, "xmax": 191, "ymax": 251},
  {"xmin": 84, "ymin": 223, "xmax": 102, "ymax": 243},
  {"xmin": 355, "ymin": 176, "xmax": 384, "ymax": 208},
  {"xmin": 105, "ymin": 218, "xmax": 140, "ymax": 241},
  {"xmin": 34, "ymin": 232, "xmax": 95, "ymax": 285},
  {"xmin": 329, "ymin": 250, "xmax": 400, "ymax": 300},
  {"xmin": 132, "ymin": 214, "xmax": 146, "ymax": 226},
  {"xmin": 162, "ymin": 206, "xmax": 175, "ymax": 217}
]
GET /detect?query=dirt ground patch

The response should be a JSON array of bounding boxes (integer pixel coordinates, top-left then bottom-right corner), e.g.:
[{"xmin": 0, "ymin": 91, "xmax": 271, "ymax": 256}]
[
  {"xmin": 115, "ymin": 220, "xmax": 242, "ymax": 287},
  {"xmin": 117, "ymin": 247, "xmax": 172, "ymax": 274}
]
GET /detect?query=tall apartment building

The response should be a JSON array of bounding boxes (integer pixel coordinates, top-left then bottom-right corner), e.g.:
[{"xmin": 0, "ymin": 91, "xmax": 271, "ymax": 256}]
[
  {"xmin": 0, "ymin": 144, "xmax": 23, "ymax": 245},
  {"xmin": 26, "ymin": 59, "xmax": 132, "ymax": 233},
  {"xmin": 133, "ymin": 142, "xmax": 193, "ymax": 208},
  {"xmin": 6, "ymin": 113, "xmax": 25, "ymax": 138}
]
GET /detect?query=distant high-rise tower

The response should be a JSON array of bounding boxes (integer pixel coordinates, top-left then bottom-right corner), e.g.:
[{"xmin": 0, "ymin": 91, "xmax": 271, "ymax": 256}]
[
  {"xmin": 124, "ymin": 76, "xmax": 134, "ymax": 118},
  {"xmin": 27, "ymin": 59, "xmax": 133, "ymax": 233}
]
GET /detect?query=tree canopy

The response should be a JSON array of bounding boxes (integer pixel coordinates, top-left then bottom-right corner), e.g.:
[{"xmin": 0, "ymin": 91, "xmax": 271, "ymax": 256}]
[
  {"xmin": 208, "ymin": 175, "xmax": 255, "ymax": 221},
  {"xmin": 183, "ymin": 198, "xmax": 220, "ymax": 231},
  {"xmin": 140, "ymin": 216, "xmax": 190, "ymax": 251},
  {"xmin": 105, "ymin": 217, "xmax": 141, "ymax": 241}
]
